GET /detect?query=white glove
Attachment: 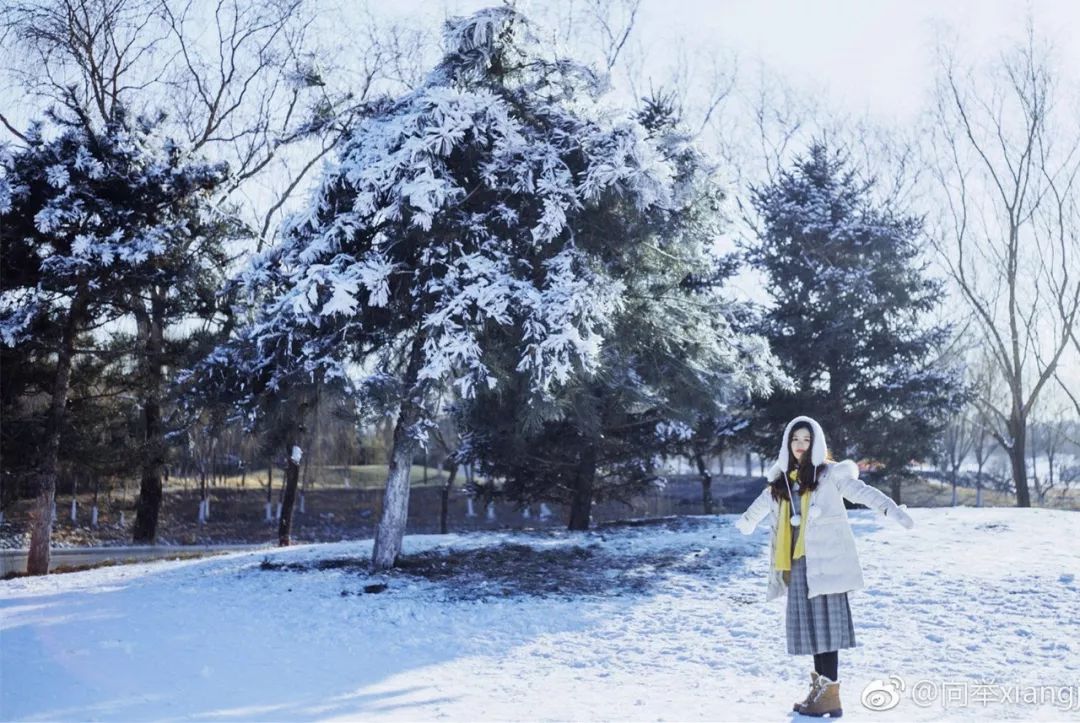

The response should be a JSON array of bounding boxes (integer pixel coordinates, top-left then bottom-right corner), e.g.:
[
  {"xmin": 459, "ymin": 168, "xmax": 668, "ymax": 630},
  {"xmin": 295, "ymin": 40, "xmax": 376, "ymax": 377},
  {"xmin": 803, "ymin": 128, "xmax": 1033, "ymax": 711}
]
[{"xmin": 884, "ymin": 503, "xmax": 914, "ymax": 529}]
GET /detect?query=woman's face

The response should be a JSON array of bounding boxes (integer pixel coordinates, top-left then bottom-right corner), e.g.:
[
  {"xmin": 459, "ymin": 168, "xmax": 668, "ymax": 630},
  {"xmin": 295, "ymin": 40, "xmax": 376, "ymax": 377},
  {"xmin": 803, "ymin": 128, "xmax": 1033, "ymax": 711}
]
[{"xmin": 790, "ymin": 427, "xmax": 812, "ymax": 462}]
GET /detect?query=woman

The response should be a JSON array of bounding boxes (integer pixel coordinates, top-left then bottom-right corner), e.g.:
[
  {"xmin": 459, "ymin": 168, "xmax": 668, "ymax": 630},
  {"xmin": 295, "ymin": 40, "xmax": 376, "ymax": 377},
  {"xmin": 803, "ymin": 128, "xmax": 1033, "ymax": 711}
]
[{"xmin": 735, "ymin": 415, "xmax": 914, "ymax": 718}]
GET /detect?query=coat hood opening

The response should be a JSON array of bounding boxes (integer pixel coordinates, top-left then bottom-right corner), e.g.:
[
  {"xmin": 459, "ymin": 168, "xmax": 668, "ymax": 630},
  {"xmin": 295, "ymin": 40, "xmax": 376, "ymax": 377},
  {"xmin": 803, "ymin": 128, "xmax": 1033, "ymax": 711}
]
[{"xmin": 765, "ymin": 415, "xmax": 828, "ymax": 482}]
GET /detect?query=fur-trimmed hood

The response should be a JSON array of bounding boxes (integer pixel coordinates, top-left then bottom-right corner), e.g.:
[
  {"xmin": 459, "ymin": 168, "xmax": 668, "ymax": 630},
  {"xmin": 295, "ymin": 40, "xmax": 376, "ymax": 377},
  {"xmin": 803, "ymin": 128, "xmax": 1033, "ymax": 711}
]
[{"xmin": 764, "ymin": 415, "xmax": 830, "ymax": 482}]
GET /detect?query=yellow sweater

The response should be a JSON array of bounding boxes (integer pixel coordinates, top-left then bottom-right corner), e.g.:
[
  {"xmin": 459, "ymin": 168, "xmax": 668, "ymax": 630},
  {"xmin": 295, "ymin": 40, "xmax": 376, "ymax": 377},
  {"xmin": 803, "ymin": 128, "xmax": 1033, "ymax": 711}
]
[{"xmin": 773, "ymin": 476, "xmax": 810, "ymax": 571}]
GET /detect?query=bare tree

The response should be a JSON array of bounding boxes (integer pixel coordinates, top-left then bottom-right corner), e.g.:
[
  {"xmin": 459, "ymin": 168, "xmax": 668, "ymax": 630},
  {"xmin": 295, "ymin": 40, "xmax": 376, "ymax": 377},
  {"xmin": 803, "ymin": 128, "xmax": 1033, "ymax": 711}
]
[
  {"xmin": 581, "ymin": 0, "xmax": 641, "ymax": 73},
  {"xmin": 1029, "ymin": 396, "xmax": 1075, "ymax": 504},
  {"xmin": 938, "ymin": 411, "xmax": 976, "ymax": 506},
  {"xmin": 1052, "ymin": 414, "xmax": 1080, "ymax": 504},
  {"xmin": 967, "ymin": 344, "xmax": 1008, "ymax": 506},
  {"xmin": 0, "ymin": 0, "xmax": 169, "ymax": 130},
  {"xmin": 1056, "ymin": 310, "xmax": 1080, "ymax": 423},
  {"xmin": 970, "ymin": 421, "xmax": 996, "ymax": 507},
  {"xmin": 731, "ymin": 63, "xmax": 824, "ymax": 188},
  {"xmin": 925, "ymin": 21, "xmax": 1080, "ymax": 507}
]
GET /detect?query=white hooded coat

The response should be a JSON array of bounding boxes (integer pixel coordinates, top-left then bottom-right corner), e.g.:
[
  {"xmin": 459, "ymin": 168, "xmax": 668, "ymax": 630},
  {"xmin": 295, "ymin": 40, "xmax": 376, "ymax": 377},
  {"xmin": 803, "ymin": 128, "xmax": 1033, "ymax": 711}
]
[{"xmin": 735, "ymin": 415, "xmax": 912, "ymax": 602}]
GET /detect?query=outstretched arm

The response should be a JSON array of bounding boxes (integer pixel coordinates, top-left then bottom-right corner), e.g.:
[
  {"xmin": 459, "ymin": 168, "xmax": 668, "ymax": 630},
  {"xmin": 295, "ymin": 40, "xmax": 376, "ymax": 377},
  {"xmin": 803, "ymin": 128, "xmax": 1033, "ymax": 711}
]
[
  {"xmin": 833, "ymin": 462, "xmax": 914, "ymax": 529},
  {"xmin": 735, "ymin": 485, "xmax": 773, "ymax": 535}
]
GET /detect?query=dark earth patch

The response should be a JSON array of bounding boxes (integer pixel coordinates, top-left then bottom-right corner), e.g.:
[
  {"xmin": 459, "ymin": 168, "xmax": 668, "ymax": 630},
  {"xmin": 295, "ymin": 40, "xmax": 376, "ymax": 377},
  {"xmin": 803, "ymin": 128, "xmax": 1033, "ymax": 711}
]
[{"xmin": 258, "ymin": 518, "xmax": 746, "ymax": 600}]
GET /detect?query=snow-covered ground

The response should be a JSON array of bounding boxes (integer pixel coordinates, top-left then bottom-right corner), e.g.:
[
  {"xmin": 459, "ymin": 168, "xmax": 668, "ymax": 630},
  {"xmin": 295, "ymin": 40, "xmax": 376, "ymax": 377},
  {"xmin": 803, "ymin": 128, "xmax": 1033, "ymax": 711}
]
[{"xmin": 2, "ymin": 508, "xmax": 1078, "ymax": 722}]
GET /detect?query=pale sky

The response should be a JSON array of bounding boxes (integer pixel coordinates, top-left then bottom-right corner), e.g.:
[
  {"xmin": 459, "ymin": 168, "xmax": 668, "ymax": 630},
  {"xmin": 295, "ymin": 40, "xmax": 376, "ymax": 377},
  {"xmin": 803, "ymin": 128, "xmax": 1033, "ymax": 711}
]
[
  {"xmin": 392, "ymin": 0, "xmax": 1080, "ymax": 124},
  {"xmin": 629, "ymin": 0, "xmax": 1080, "ymax": 123}
]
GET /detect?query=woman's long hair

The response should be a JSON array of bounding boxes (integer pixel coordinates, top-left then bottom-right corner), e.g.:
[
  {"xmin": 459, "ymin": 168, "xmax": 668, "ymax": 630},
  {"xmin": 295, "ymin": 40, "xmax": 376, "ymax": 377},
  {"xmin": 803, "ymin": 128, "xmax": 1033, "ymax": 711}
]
[{"xmin": 768, "ymin": 421, "xmax": 834, "ymax": 502}]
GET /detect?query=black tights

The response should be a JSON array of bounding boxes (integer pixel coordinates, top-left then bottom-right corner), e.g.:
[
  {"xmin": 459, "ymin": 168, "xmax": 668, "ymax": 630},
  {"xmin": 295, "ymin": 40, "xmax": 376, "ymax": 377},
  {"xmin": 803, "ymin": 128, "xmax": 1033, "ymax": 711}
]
[{"xmin": 813, "ymin": 651, "xmax": 838, "ymax": 681}]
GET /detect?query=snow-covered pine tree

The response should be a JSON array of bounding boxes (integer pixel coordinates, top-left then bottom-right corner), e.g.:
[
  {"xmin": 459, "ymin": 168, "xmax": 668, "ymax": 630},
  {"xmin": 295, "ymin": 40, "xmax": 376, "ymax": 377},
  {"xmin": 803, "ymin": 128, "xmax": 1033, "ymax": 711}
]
[
  {"xmin": 743, "ymin": 141, "xmax": 967, "ymax": 498},
  {"xmin": 111, "ymin": 123, "xmax": 239, "ymax": 546},
  {"xmin": 0, "ymin": 107, "xmax": 232, "ymax": 571},
  {"xmin": 221, "ymin": 7, "xmax": 782, "ymax": 566},
  {"xmin": 455, "ymin": 91, "xmax": 787, "ymax": 529}
]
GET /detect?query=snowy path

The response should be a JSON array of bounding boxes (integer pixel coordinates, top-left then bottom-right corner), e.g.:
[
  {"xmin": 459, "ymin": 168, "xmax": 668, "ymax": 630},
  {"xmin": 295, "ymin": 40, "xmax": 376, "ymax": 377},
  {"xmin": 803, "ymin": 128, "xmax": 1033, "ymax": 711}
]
[{"xmin": 1, "ymin": 508, "xmax": 1077, "ymax": 721}]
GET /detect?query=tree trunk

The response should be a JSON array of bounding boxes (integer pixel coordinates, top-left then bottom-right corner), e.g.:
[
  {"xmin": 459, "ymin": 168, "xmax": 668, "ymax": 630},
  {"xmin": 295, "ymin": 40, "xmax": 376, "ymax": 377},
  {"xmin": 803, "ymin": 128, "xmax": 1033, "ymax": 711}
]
[
  {"xmin": 440, "ymin": 462, "xmax": 459, "ymax": 535},
  {"xmin": 301, "ymin": 434, "xmax": 312, "ymax": 494},
  {"xmin": 1046, "ymin": 448, "xmax": 1056, "ymax": 504},
  {"xmin": 693, "ymin": 450, "xmax": 714, "ymax": 515},
  {"xmin": 209, "ymin": 436, "xmax": 216, "ymax": 488},
  {"xmin": 27, "ymin": 290, "xmax": 87, "ymax": 575},
  {"xmin": 277, "ymin": 391, "xmax": 312, "ymax": 546},
  {"xmin": 567, "ymin": 442, "xmax": 598, "ymax": 531},
  {"xmin": 890, "ymin": 476, "xmax": 902, "ymax": 506},
  {"xmin": 133, "ymin": 289, "xmax": 166, "ymax": 543},
  {"xmin": 1008, "ymin": 415, "xmax": 1031, "ymax": 507},
  {"xmin": 198, "ymin": 464, "xmax": 207, "ymax": 523},
  {"xmin": 372, "ymin": 332, "xmax": 427, "ymax": 570},
  {"xmin": 302, "ymin": 380, "xmax": 319, "ymax": 497},
  {"xmin": 278, "ymin": 444, "xmax": 302, "ymax": 546},
  {"xmin": 92, "ymin": 475, "xmax": 100, "ymax": 528},
  {"xmin": 70, "ymin": 472, "xmax": 78, "ymax": 522},
  {"xmin": 1030, "ymin": 438, "xmax": 1041, "ymax": 503},
  {"xmin": 950, "ymin": 462, "xmax": 960, "ymax": 507}
]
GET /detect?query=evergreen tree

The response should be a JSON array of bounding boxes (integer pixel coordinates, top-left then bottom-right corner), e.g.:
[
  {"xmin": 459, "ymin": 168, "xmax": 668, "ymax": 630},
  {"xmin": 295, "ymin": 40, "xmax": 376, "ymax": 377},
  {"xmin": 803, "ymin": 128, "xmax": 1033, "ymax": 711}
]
[
  {"xmin": 211, "ymin": 8, "xmax": 783, "ymax": 564},
  {"xmin": 0, "ymin": 106, "xmax": 234, "ymax": 570},
  {"xmin": 457, "ymin": 92, "xmax": 786, "ymax": 529},
  {"xmin": 742, "ymin": 141, "xmax": 967, "ymax": 498}
]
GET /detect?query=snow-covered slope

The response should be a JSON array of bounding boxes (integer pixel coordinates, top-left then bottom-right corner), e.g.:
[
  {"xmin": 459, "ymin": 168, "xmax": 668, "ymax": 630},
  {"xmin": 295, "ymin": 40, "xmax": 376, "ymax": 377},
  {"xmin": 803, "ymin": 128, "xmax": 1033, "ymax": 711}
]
[{"xmin": 1, "ymin": 508, "xmax": 1077, "ymax": 721}]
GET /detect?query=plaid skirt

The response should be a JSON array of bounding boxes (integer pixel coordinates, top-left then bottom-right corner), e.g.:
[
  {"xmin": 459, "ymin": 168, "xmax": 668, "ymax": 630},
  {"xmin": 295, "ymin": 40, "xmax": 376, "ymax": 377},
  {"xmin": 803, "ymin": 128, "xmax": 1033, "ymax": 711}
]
[{"xmin": 784, "ymin": 555, "xmax": 857, "ymax": 655}]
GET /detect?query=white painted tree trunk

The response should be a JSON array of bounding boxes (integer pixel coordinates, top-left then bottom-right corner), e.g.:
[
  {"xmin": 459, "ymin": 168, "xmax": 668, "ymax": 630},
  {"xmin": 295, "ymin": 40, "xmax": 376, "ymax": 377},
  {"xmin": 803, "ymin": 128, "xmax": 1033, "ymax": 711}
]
[
  {"xmin": 372, "ymin": 333, "xmax": 425, "ymax": 570},
  {"xmin": 119, "ymin": 511, "xmax": 125, "ymax": 527},
  {"xmin": 299, "ymin": 493, "xmax": 305, "ymax": 513},
  {"xmin": 466, "ymin": 497, "xmax": 476, "ymax": 517},
  {"xmin": 486, "ymin": 502, "xmax": 496, "ymax": 521},
  {"xmin": 522, "ymin": 505, "xmax": 531, "ymax": 519},
  {"xmin": 539, "ymin": 503, "xmax": 552, "ymax": 519},
  {"xmin": 275, "ymin": 501, "xmax": 282, "ymax": 520},
  {"xmin": 91, "ymin": 505, "xmax": 98, "ymax": 528},
  {"xmin": 372, "ymin": 439, "xmax": 416, "ymax": 569},
  {"xmin": 264, "ymin": 502, "xmax": 272, "ymax": 522},
  {"xmin": 70, "ymin": 499, "xmax": 77, "ymax": 523}
]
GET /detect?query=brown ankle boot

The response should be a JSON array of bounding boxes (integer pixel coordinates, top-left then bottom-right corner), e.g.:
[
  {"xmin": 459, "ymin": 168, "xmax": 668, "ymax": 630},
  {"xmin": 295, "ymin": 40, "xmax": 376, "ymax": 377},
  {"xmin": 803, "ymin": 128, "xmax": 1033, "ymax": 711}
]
[
  {"xmin": 793, "ymin": 671, "xmax": 820, "ymax": 712},
  {"xmin": 798, "ymin": 673, "xmax": 843, "ymax": 718}
]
